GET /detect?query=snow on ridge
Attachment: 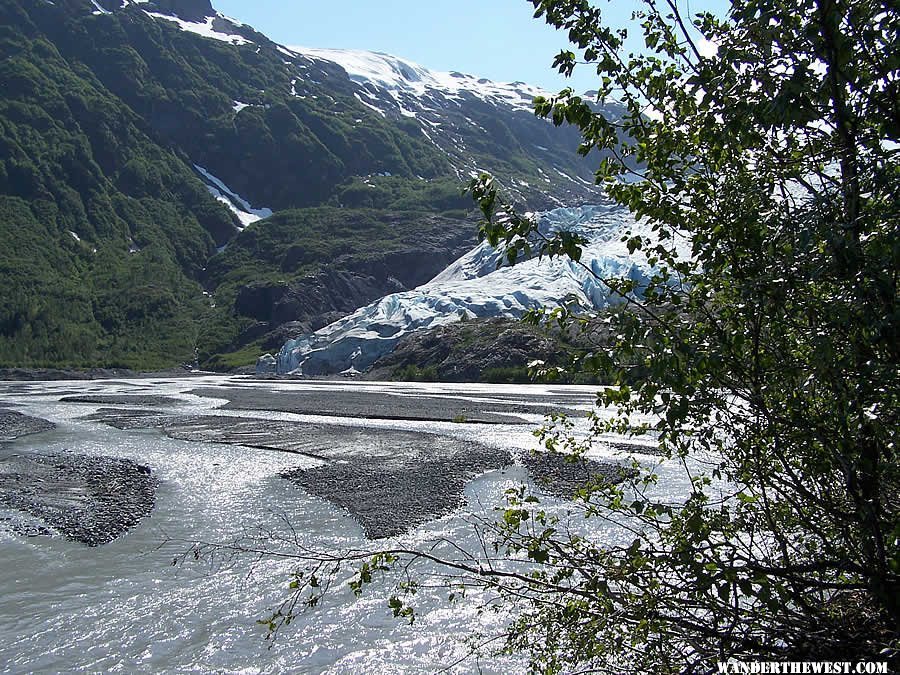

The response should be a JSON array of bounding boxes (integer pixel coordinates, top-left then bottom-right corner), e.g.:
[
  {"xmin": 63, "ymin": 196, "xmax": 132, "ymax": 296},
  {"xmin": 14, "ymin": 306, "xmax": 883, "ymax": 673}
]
[
  {"xmin": 89, "ymin": 0, "xmax": 111, "ymax": 14},
  {"xmin": 276, "ymin": 203, "xmax": 657, "ymax": 376},
  {"xmin": 289, "ymin": 46, "xmax": 549, "ymax": 113},
  {"xmin": 143, "ymin": 11, "xmax": 252, "ymax": 46},
  {"xmin": 193, "ymin": 164, "xmax": 272, "ymax": 228}
]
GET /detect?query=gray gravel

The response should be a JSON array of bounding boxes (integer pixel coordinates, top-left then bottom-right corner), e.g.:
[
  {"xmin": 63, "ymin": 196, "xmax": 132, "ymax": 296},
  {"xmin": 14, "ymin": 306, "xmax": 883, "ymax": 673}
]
[
  {"xmin": 607, "ymin": 440, "xmax": 667, "ymax": 458},
  {"xmin": 189, "ymin": 386, "xmax": 585, "ymax": 424},
  {"xmin": 0, "ymin": 409, "xmax": 56, "ymax": 442},
  {"xmin": 0, "ymin": 452, "xmax": 157, "ymax": 546},
  {"xmin": 59, "ymin": 395, "xmax": 183, "ymax": 407},
  {"xmin": 281, "ymin": 444, "xmax": 513, "ymax": 539},
  {"xmin": 523, "ymin": 452, "xmax": 637, "ymax": 499},
  {"xmin": 88, "ymin": 407, "xmax": 515, "ymax": 537},
  {"xmin": 83, "ymin": 405, "xmax": 640, "ymax": 538}
]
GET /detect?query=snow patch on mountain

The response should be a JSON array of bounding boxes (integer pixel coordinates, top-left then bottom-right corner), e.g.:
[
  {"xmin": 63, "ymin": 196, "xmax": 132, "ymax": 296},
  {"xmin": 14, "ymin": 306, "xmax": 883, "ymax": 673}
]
[
  {"xmin": 276, "ymin": 204, "xmax": 654, "ymax": 375},
  {"xmin": 90, "ymin": 0, "xmax": 111, "ymax": 14},
  {"xmin": 143, "ymin": 11, "xmax": 252, "ymax": 45},
  {"xmin": 193, "ymin": 165, "xmax": 272, "ymax": 228},
  {"xmin": 290, "ymin": 47, "xmax": 549, "ymax": 114}
]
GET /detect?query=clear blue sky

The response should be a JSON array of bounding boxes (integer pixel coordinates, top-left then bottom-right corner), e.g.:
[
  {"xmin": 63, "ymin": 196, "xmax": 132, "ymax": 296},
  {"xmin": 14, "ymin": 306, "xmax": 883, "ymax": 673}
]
[{"xmin": 213, "ymin": 0, "xmax": 729, "ymax": 94}]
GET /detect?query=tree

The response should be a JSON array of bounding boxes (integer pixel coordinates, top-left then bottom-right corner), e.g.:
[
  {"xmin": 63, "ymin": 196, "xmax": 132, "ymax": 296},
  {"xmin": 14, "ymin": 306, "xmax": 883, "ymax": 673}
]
[
  {"xmin": 210, "ymin": 0, "xmax": 899, "ymax": 671},
  {"xmin": 462, "ymin": 0, "xmax": 898, "ymax": 667}
]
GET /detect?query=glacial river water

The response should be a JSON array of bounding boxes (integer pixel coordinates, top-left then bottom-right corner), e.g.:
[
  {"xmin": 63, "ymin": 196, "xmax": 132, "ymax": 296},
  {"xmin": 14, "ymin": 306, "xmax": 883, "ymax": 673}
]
[{"xmin": 0, "ymin": 376, "xmax": 689, "ymax": 674}]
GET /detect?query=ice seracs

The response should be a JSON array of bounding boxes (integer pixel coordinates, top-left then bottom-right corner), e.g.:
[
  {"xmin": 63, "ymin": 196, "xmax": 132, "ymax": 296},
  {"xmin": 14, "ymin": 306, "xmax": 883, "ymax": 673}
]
[{"xmin": 276, "ymin": 203, "xmax": 655, "ymax": 375}]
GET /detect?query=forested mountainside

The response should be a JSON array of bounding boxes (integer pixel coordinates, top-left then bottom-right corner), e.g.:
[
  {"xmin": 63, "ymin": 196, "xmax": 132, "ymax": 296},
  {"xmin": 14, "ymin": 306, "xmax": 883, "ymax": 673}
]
[{"xmin": 0, "ymin": 0, "xmax": 604, "ymax": 370}]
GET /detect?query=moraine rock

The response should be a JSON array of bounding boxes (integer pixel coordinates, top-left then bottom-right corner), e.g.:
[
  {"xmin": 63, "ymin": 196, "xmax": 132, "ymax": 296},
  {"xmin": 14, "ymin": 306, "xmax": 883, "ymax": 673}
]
[{"xmin": 367, "ymin": 318, "xmax": 566, "ymax": 382}]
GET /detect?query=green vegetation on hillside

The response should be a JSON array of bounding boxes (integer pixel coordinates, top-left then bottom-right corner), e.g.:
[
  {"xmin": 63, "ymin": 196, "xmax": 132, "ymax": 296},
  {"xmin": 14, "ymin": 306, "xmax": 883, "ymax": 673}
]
[
  {"xmin": 0, "ymin": 0, "xmax": 603, "ymax": 370},
  {"xmin": 206, "ymin": 206, "xmax": 464, "ymax": 289},
  {"xmin": 0, "ymin": 0, "xmax": 464, "ymax": 370},
  {"xmin": 35, "ymin": 1, "xmax": 451, "ymax": 210},
  {"xmin": 0, "ymin": 18, "xmax": 235, "ymax": 369}
]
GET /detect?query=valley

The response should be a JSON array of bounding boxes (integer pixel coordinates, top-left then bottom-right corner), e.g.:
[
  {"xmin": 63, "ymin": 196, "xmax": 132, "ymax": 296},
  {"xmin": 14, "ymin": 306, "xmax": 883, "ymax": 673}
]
[
  {"xmin": 2, "ymin": 0, "xmax": 895, "ymax": 670},
  {"xmin": 0, "ymin": 0, "xmax": 617, "ymax": 376}
]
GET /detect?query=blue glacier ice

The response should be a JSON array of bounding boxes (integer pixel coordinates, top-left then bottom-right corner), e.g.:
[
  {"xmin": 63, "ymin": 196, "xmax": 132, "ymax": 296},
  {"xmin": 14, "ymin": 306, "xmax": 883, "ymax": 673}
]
[{"xmin": 276, "ymin": 203, "xmax": 652, "ymax": 375}]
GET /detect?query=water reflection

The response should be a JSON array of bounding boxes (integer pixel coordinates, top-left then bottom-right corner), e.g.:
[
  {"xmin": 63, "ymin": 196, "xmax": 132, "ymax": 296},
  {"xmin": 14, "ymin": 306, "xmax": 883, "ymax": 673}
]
[{"xmin": 0, "ymin": 377, "xmax": 680, "ymax": 674}]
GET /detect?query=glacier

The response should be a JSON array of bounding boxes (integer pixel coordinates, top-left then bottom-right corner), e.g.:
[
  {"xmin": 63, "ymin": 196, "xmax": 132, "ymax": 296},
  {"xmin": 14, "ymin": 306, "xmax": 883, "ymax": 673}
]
[{"xmin": 276, "ymin": 203, "xmax": 654, "ymax": 375}]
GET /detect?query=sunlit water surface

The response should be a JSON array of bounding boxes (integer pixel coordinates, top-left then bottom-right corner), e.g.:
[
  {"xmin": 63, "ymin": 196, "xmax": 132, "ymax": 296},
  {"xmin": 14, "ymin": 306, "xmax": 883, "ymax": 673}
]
[{"xmin": 0, "ymin": 377, "xmax": 689, "ymax": 674}]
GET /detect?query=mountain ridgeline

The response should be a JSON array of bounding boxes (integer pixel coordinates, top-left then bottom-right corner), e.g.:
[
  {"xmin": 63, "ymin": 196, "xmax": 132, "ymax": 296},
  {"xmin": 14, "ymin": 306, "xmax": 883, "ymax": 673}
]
[{"xmin": 0, "ymin": 0, "xmax": 605, "ymax": 370}]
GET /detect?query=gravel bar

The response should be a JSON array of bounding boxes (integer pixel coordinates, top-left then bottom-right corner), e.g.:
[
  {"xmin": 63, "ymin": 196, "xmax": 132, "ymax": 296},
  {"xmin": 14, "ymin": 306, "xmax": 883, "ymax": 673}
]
[
  {"xmin": 189, "ymin": 386, "xmax": 586, "ymax": 424},
  {"xmin": 0, "ymin": 410, "xmax": 56, "ymax": 442},
  {"xmin": 0, "ymin": 451, "xmax": 157, "ymax": 546}
]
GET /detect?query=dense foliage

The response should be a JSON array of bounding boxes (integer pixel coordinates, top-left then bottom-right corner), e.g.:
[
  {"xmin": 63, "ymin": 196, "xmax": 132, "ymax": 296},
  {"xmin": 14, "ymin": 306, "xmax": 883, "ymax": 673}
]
[
  {"xmin": 0, "ymin": 11, "xmax": 235, "ymax": 368},
  {"xmin": 467, "ymin": 0, "xmax": 899, "ymax": 667},
  {"xmin": 261, "ymin": 0, "xmax": 898, "ymax": 670}
]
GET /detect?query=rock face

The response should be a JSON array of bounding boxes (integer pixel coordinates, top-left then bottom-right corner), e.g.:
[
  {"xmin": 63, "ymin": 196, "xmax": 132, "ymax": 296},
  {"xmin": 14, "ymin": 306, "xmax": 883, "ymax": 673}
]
[
  {"xmin": 226, "ymin": 217, "xmax": 479, "ymax": 356},
  {"xmin": 0, "ymin": 452, "xmax": 158, "ymax": 546},
  {"xmin": 368, "ymin": 318, "xmax": 565, "ymax": 382},
  {"xmin": 235, "ymin": 270, "xmax": 397, "ymax": 330}
]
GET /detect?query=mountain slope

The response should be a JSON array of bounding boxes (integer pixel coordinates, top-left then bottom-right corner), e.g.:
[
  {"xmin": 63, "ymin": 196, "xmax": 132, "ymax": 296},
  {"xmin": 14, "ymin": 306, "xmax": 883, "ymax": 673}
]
[
  {"xmin": 0, "ymin": 0, "xmax": 607, "ymax": 370},
  {"xmin": 289, "ymin": 47, "xmax": 602, "ymax": 208},
  {"xmin": 0, "ymin": 6, "xmax": 236, "ymax": 368}
]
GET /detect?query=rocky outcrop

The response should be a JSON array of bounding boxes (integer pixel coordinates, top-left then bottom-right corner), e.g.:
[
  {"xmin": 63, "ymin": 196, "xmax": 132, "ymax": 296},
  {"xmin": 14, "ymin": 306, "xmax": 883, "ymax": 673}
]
[
  {"xmin": 367, "ymin": 318, "xmax": 567, "ymax": 382},
  {"xmin": 236, "ymin": 271, "xmax": 397, "ymax": 329},
  {"xmin": 229, "ymin": 221, "xmax": 479, "ymax": 359}
]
